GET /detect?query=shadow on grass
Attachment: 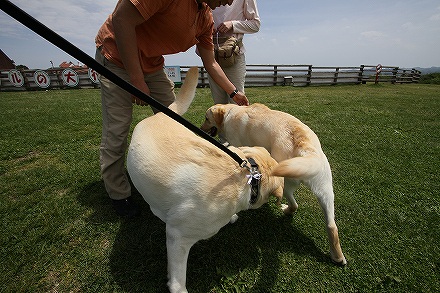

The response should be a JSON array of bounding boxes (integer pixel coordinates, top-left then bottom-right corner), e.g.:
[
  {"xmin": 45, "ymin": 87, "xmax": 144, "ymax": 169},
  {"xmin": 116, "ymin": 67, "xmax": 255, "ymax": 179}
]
[{"xmin": 78, "ymin": 181, "xmax": 332, "ymax": 292}]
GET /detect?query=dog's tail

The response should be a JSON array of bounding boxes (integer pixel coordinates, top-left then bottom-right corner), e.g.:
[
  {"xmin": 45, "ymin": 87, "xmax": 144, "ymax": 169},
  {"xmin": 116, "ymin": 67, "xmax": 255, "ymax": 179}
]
[
  {"xmin": 168, "ymin": 67, "xmax": 199, "ymax": 116},
  {"xmin": 271, "ymin": 155, "xmax": 322, "ymax": 180}
]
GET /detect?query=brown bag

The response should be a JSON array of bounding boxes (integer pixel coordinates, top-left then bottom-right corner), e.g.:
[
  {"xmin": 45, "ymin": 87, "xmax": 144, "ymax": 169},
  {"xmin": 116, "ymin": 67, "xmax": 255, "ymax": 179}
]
[{"xmin": 214, "ymin": 35, "xmax": 241, "ymax": 68}]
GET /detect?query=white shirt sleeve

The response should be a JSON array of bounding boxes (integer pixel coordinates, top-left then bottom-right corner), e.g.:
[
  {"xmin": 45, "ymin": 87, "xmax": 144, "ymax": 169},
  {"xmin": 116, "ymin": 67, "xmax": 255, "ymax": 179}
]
[
  {"xmin": 212, "ymin": 0, "xmax": 261, "ymax": 36},
  {"xmin": 231, "ymin": 0, "xmax": 260, "ymax": 34}
]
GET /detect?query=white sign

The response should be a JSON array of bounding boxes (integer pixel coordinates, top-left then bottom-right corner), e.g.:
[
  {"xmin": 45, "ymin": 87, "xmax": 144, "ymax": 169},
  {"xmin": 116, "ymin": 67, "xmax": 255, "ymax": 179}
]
[
  {"xmin": 34, "ymin": 70, "xmax": 51, "ymax": 88},
  {"xmin": 61, "ymin": 68, "xmax": 79, "ymax": 87},
  {"xmin": 8, "ymin": 69, "xmax": 25, "ymax": 87},
  {"xmin": 88, "ymin": 68, "xmax": 100, "ymax": 84},
  {"xmin": 164, "ymin": 66, "xmax": 182, "ymax": 83}
]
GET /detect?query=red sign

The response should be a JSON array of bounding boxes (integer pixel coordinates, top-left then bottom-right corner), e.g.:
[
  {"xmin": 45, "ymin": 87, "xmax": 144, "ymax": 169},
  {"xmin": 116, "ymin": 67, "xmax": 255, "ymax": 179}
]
[
  {"xmin": 61, "ymin": 68, "xmax": 79, "ymax": 87},
  {"xmin": 88, "ymin": 68, "xmax": 100, "ymax": 84},
  {"xmin": 376, "ymin": 64, "xmax": 382, "ymax": 73},
  {"xmin": 34, "ymin": 70, "xmax": 51, "ymax": 88},
  {"xmin": 8, "ymin": 69, "xmax": 25, "ymax": 87},
  {"xmin": 375, "ymin": 64, "xmax": 382, "ymax": 84}
]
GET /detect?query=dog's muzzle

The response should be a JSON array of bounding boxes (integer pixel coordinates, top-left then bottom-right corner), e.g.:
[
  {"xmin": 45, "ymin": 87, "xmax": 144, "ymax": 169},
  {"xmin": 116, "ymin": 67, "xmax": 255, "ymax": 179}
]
[{"xmin": 206, "ymin": 126, "xmax": 218, "ymax": 137}]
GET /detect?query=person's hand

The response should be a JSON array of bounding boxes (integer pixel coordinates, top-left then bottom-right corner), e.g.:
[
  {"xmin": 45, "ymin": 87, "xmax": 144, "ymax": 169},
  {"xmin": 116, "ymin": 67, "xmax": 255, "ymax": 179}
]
[
  {"xmin": 131, "ymin": 79, "xmax": 149, "ymax": 106},
  {"xmin": 232, "ymin": 91, "xmax": 249, "ymax": 106},
  {"xmin": 132, "ymin": 96, "xmax": 148, "ymax": 106},
  {"xmin": 217, "ymin": 21, "xmax": 233, "ymax": 34}
]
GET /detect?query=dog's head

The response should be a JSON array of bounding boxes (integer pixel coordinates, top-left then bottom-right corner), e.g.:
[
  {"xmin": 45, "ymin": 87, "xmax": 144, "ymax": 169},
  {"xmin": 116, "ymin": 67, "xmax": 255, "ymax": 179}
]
[
  {"xmin": 239, "ymin": 146, "xmax": 284, "ymax": 208},
  {"xmin": 201, "ymin": 104, "xmax": 236, "ymax": 137}
]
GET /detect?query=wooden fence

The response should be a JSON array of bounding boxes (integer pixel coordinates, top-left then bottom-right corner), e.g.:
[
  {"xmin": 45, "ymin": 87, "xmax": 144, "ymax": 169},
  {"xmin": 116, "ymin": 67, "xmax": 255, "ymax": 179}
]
[
  {"xmin": 185, "ymin": 64, "xmax": 421, "ymax": 87},
  {"xmin": 0, "ymin": 64, "xmax": 421, "ymax": 91}
]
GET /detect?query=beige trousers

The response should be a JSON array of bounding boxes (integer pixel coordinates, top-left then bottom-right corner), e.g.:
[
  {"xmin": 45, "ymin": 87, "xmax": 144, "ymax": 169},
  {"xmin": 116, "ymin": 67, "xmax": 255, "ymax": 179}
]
[
  {"xmin": 208, "ymin": 53, "xmax": 246, "ymax": 104},
  {"xmin": 95, "ymin": 49, "xmax": 175, "ymax": 200}
]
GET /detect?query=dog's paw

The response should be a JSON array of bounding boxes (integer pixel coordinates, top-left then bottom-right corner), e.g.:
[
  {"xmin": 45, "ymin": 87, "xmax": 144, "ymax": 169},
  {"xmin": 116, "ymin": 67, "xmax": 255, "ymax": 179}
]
[
  {"xmin": 331, "ymin": 256, "xmax": 347, "ymax": 266},
  {"xmin": 282, "ymin": 203, "xmax": 298, "ymax": 215},
  {"xmin": 229, "ymin": 214, "xmax": 239, "ymax": 224}
]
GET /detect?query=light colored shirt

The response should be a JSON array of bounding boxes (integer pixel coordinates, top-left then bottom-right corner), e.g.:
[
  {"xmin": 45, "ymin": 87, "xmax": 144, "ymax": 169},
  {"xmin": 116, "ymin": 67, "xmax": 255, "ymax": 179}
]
[{"xmin": 212, "ymin": 0, "xmax": 260, "ymax": 54}]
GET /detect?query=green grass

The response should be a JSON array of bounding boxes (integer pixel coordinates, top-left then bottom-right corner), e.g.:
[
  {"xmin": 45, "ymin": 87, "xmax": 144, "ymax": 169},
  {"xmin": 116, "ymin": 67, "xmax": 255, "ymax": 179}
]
[
  {"xmin": 1, "ymin": 83, "xmax": 439, "ymax": 292},
  {"xmin": 419, "ymin": 73, "xmax": 440, "ymax": 84}
]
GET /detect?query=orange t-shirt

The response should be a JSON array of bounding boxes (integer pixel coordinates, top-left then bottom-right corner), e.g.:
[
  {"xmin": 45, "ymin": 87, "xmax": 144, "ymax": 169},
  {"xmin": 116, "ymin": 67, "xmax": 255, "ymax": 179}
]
[{"xmin": 96, "ymin": 0, "xmax": 214, "ymax": 74}]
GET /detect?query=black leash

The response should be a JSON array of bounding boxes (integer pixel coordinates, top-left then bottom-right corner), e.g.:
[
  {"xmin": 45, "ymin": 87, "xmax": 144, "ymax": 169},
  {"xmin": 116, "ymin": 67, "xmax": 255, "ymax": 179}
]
[{"xmin": 0, "ymin": 0, "xmax": 246, "ymax": 168}]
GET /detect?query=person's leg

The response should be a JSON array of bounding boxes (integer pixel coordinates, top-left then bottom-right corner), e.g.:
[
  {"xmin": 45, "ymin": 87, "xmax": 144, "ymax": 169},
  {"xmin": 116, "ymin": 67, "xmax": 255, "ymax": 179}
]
[
  {"xmin": 208, "ymin": 73, "xmax": 229, "ymax": 104},
  {"xmin": 208, "ymin": 54, "xmax": 246, "ymax": 143},
  {"xmin": 95, "ymin": 49, "xmax": 139, "ymax": 217},
  {"xmin": 208, "ymin": 53, "xmax": 246, "ymax": 104},
  {"xmin": 145, "ymin": 68, "xmax": 176, "ymax": 113},
  {"xmin": 223, "ymin": 53, "xmax": 246, "ymax": 94}
]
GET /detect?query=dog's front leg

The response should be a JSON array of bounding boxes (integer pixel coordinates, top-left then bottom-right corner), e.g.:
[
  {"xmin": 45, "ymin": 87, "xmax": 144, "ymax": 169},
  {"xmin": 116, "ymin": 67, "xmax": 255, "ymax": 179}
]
[{"xmin": 166, "ymin": 224, "xmax": 197, "ymax": 293}]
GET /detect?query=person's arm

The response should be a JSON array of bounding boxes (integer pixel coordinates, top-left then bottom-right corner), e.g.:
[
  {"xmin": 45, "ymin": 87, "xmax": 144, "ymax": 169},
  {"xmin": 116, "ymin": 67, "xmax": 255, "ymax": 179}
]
[
  {"xmin": 216, "ymin": 0, "xmax": 260, "ymax": 35},
  {"xmin": 197, "ymin": 45, "xmax": 249, "ymax": 106},
  {"xmin": 112, "ymin": 0, "xmax": 148, "ymax": 105},
  {"xmin": 232, "ymin": 0, "xmax": 260, "ymax": 34}
]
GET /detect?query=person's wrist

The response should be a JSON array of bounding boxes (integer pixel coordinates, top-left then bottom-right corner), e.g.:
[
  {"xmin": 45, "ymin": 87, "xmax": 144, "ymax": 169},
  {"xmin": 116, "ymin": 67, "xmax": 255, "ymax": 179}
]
[{"xmin": 229, "ymin": 88, "xmax": 238, "ymax": 100}]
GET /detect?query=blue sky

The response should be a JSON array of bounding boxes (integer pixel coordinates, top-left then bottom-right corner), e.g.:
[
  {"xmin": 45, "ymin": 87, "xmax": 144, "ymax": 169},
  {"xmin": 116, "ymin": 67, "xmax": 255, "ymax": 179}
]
[{"xmin": 1, "ymin": 0, "xmax": 439, "ymax": 69}]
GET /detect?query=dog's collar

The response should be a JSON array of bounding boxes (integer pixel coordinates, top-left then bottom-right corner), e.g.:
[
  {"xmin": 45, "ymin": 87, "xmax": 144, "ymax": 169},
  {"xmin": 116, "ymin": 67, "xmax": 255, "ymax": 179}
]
[{"xmin": 246, "ymin": 157, "xmax": 261, "ymax": 206}]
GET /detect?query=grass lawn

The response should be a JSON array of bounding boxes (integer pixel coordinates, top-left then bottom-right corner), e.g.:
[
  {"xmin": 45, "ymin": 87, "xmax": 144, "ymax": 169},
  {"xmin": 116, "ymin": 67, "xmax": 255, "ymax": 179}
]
[{"xmin": 0, "ymin": 83, "xmax": 439, "ymax": 292}]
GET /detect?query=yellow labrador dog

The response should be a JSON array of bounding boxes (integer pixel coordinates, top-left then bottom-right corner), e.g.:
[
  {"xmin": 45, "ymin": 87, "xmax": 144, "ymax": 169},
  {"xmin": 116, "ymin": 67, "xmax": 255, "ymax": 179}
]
[
  {"xmin": 201, "ymin": 103, "xmax": 347, "ymax": 266},
  {"xmin": 127, "ymin": 68, "xmax": 283, "ymax": 293}
]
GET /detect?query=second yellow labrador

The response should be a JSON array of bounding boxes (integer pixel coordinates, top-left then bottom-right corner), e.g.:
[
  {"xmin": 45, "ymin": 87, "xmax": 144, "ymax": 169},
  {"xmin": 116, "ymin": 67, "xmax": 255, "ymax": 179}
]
[{"xmin": 201, "ymin": 103, "xmax": 347, "ymax": 265}]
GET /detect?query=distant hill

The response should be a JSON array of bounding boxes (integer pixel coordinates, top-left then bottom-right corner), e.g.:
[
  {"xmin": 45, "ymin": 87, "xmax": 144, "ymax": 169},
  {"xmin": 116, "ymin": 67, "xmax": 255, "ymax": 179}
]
[{"xmin": 413, "ymin": 67, "xmax": 440, "ymax": 74}]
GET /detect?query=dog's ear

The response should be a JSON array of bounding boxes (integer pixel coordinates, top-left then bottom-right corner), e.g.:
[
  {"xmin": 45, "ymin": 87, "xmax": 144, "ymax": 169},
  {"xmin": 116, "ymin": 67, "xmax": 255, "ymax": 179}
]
[{"xmin": 211, "ymin": 105, "xmax": 226, "ymax": 127}]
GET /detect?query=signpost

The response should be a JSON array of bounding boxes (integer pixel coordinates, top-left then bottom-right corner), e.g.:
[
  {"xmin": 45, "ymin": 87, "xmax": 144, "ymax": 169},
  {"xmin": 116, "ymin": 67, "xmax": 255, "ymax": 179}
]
[{"xmin": 34, "ymin": 70, "xmax": 51, "ymax": 88}]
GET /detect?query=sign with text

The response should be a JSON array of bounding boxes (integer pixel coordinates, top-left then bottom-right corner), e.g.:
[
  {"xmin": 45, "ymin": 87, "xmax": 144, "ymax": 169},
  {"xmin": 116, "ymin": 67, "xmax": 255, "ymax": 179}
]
[
  {"xmin": 61, "ymin": 68, "xmax": 79, "ymax": 87},
  {"xmin": 8, "ymin": 69, "xmax": 25, "ymax": 87},
  {"xmin": 34, "ymin": 70, "xmax": 51, "ymax": 88},
  {"xmin": 164, "ymin": 66, "xmax": 182, "ymax": 84},
  {"xmin": 88, "ymin": 68, "xmax": 100, "ymax": 84}
]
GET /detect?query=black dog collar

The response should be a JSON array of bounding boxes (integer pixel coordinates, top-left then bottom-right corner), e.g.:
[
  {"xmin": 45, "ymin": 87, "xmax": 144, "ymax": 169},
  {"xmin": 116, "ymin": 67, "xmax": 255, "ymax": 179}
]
[{"xmin": 247, "ymin": 157, "xmax": 261, "ymax": 205}]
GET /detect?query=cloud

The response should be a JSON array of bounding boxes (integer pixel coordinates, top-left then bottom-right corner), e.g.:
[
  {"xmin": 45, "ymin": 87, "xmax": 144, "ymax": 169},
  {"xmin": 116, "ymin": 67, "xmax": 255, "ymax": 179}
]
[
  {"xmin": 2, "ymin": 0, "xmax": 114, "ymax": 44},
  {"xmin": 429, "ymin": 13, "xmax": 440, "ymax": 21},
  {"xmin": 1, "ymin": 0, "xmax": 439, "ymax": 69},
  {"xmin": 360, "ymin": 31, "xmax": 387, "ymax": 40},
  {"xmin": 402, "ymin": 22, "xmax": 416, "ymax": 30}
]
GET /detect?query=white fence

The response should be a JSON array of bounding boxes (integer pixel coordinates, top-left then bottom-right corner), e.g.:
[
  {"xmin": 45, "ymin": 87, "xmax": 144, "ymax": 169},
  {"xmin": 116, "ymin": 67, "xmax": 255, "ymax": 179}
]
[{"xmin": 1, "ymin": 64, "xmax": 421, "ymax": 91}]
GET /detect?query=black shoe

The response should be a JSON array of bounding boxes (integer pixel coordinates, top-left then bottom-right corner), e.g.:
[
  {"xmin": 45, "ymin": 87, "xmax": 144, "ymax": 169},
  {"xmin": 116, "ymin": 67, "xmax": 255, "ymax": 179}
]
[{"xmin": 112, "ymin": 196, "xmax": 140, "ymax": 218}]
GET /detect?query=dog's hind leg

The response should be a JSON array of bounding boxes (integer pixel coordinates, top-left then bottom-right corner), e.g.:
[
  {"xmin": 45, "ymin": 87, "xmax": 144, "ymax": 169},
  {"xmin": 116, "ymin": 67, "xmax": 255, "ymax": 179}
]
[
  {"xmin": 282, "ymin": 178, "xmax": 300, "ymax": 215},
  {"xmin": 309, "ymin": 172, "xmax": 347, "ymax": 266},
  {"xmin": 166, "ymin": 225, "xmax": 197, "ymax": 293}
]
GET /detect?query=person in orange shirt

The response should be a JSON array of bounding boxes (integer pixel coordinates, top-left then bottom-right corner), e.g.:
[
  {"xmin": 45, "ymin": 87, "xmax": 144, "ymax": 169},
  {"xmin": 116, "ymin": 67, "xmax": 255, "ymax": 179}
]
[{"xmin": 95, "ymin": 0, "xmax": 248, "ymax": 217}]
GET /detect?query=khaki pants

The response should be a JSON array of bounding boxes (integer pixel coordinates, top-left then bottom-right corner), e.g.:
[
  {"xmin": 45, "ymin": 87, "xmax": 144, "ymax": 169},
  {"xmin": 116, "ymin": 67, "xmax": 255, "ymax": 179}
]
[
  {"xmin": 95, "ymin": 49, "xmax": 175, "ymax": 200},
  {"xmin": 208, "ymin": 53, "xmax": 246, "ymax": 104}
]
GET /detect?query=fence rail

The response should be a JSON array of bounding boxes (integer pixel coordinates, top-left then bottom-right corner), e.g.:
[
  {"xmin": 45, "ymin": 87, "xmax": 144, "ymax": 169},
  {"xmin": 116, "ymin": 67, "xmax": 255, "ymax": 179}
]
[{"xmin": 0, "ymin": 64, "xmax": 421, "ymax": 91}]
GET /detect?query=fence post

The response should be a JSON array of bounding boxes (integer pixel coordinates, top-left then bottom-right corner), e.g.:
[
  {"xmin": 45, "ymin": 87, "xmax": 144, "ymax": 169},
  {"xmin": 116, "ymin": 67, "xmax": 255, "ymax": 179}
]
[
  {"xmin": 359, "ymin": 65, "xmax": 365, "ymax": 84},
  {"xmin": 412, "ymin": 69, "xmax": 421, "ymax": 83},
  {"xmin": 20, "ymin": 69, "xmax": 31, "ymax": 90},
  {"xmin": 56, "ymin": 70, "xmax": 65, "ymax": 89},
  {"xmin": 391, "ymin": 67, "xmax": 398, "ymax": 84},
  {"xmin": 273, "ymin": 65, "xmax": 278, "ymax": 86},
  {"xmin": 200, "ymin": 66, "xmax": 207, "ymax": 87},
  {"xmin": 307, "ymin": 65, "xmax": 312, "ymax": 86},
  {"xmin": 333, "ymin": 67, "xmax": 339, "ymax": 85}
]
